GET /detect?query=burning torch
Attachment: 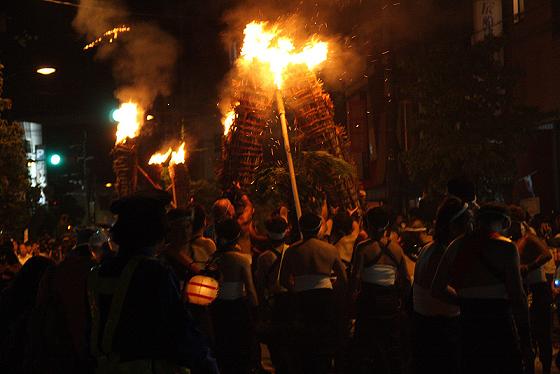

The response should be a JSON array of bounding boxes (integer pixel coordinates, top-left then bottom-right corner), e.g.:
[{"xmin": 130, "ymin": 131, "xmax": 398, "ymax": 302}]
[{"xmin": 111, "ymin": 102, "xmax": 142, "ymax": 198}]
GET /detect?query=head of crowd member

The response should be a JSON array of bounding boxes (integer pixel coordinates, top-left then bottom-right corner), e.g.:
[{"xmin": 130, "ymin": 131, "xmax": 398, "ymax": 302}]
[
  {"xmin": 212, "ymin": 198, "xmax": 235, "ymax": 224},
  {"xmin": 166, "ymin": 208, "xmax": 194, "ymax": 246},
  {"xmin": 508, "ymin": 205, "xmax": 527, "ymax": 241},
  {"xmin": 0, "ymin": 239, "xmax": 19, "ymax": 266},
  {"xmin": 365, "ymin": 207, "xmax": 390, "ymax": 241},
  {"xmin": 265, "ymin": 217, "xmax": 289, "ymax": 248},
  {"xmin": 447, "ymin": 176, "xmax": 477, "ymax": 205},
  {"xmin": 400, "ymin": 218, "xmax": 431, "ymax": 259},
  {"xmin": 192, "ymin": 204, "xmax": 207, "ymax": 236},
  {"xmin": 71, "ymin": 228, "xmax": 95, "ymax": 257},
  {"xmin": 5, "ymin": 256, "xmax": 55, "ymax": 311},
  {"xmin": 331, "ymin": 211, "xmax": 354, "ymax": 242},
  {"xmin": 19, "ymin": 243, "xmax": 28, "ymax": 257},
  {"xmin": 89, "ymin": 229, "xmax": 112, "ymax": 263},
  {"xmin": 110, "ymin": 190, "xmax": 171, "ymax": 254},
  {"xmin": 299, "ymin": 213, "xmax": 323, "ymax": 240},
  {"xmin": 475, "ymin": 203, "xmax": 511, "ymax": 236},
  {"xmin": 433, "ymin": 197, "xmax": 471, "ymax": 245},
  {"xmin": 215, "ymin": 218, "xmax": 241, "ymax": 250},
  {"xmin": 530, "ymin": 213, "xmax": 552, "ymax": 239}
]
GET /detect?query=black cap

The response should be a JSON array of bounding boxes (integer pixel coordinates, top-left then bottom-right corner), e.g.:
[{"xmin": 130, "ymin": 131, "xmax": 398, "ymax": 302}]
[
  {"xmin": 299, "ymin": 213, "xmax": 322, "ymax": 234},
  {"xmin": 110, "ymin": 189, "xmax": 172, "ymax": 248}
]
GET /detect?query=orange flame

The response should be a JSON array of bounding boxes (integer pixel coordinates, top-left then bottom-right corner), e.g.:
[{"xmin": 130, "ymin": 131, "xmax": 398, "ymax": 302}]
[
  {"xmin": 222, "ymin": 102, "xmax": 239, "ymax": 136},
  {"xmin": 170, "ymin": 142, "xmax": 186, "ymax": 165},
  {"xmin": 148, "ymin": 142, "xmax": 186, "ymax": 166},
  {"xmin": 239, "ymin": 21, "xmax": 328, "ymax": 88},
  {"xmin": 148, "ymin": 148, "xmax": 172, "ymax": 165},
  {"xmin": 114, "ymin": 102, "xmax": 143, "ymax": 145}
]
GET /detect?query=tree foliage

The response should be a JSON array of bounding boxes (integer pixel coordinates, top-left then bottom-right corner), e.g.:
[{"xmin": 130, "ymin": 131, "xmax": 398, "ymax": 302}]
[
  {"xmin": 252, "ymin": 150, "xmax": 356, "ymax": 220},
  {"xmin": 398, "ymin": 37, "xmax": 540, "ymax": 198},
  {"xmin": 0, "ymin": 64, "xmax": 31, "ymax": 238}
]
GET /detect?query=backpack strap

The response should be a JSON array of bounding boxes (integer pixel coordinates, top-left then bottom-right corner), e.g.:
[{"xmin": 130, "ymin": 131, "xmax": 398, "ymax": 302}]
[
  {"xmin": 378, "ymin": 240, "xmax": 402, "ymax": 268},
  {"xmin": 87, "ymin": 256, "xmax": 145, "ymax": 364}
]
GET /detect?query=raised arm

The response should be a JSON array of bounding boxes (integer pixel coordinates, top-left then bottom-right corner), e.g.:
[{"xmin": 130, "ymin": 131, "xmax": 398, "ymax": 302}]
[{"xmin": 237, "ymin": 195, "xmax": 254, "ymax": 227}]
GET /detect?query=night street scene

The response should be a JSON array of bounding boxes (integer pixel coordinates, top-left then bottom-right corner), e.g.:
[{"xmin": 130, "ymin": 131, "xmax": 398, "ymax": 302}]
[{"xmin": 3, "ymin": 0, "xmax": 560, "ymax": 373}]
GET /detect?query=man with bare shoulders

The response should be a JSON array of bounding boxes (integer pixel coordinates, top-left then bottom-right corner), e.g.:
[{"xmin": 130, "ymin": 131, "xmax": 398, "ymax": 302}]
[
  {"xmin": 351, "ymin": 207, "xmax": 410, "ymax": 373},
  {"xmin": 432, "ymin": 203, "xmax": 533, "ymax": 374},
  {"xmin": 211, "ymin": 195, "xmax": 254, "ymax": 261},
  {"xmin": 510, "ymin": 206, "xmax": 553, "ymax": 374},
  {"xmin": 280, "ymin": 212, "xmax": 347, "ymax": 374},
  {"xmin": 187, "ymin": 204, "xmax": 216, "ymax": 269},
  {"xmin": 210, "ymin": 218, "xmax": 258, "ymax": 374}
]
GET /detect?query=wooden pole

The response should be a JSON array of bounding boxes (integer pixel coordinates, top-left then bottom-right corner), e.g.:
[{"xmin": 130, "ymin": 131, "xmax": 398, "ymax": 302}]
[
  {"xmin": 276, "ymin": 89, "xmax": 302, "ymax": 220},
  {"xmin": 136, "ymin": 165, "xmax": 162, "ymax": 190},
  {"xmin": 169, "ymin": 164, "xmax": 178, "ymax": 208}
]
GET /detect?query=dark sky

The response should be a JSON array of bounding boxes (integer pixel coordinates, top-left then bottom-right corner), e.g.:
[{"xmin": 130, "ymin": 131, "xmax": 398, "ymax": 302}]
[{"xmin": 1, "ymin": 0, "xmax": 231, "ymax": 183}]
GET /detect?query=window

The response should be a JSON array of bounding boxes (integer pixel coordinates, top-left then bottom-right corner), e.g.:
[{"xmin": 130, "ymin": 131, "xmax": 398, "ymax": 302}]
[{"xmin": 513, "ymin": 0, "xmax": 525, "ymax": 23}]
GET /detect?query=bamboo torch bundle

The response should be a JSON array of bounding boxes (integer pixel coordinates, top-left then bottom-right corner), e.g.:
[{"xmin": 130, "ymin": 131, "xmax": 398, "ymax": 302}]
[
  {"xmin": 221, "ymin": 77, "xmax": 273, "ymax": 190},
  {"xmin": 172, "ymin": 163, "xmax": 189, "ymax": 208},
  {"xmin": 111, "ymin": 141, "xmax": 138, "ymax": 198},
  {"xmin": 283, "ymin": 67, "xmax": 358, "ymax": 209},
  {"xmin": 283, "ymin": 67, "xmax": 346, "ymax": 160}
]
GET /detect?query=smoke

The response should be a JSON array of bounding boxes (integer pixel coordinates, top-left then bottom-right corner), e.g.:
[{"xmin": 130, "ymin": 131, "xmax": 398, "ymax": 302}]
[
  {"xmin": 73, "ymin": 0, "xmax": 178, "ymax": 110},
  {"xmin": 219, "ymin": 0, "xmax": 470, "ymax": 92}
]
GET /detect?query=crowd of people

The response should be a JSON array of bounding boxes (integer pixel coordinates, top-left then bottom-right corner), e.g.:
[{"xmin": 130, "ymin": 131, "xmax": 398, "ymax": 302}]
[{"xmin": 1, "ymin": 179, "xmax": 560, "ymax": 374}]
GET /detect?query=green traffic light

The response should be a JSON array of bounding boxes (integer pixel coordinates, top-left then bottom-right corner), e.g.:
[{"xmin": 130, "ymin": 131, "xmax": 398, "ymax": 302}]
[{"xmin": 49, "ymin": 154, "xmax": 62, "ymax": 166}]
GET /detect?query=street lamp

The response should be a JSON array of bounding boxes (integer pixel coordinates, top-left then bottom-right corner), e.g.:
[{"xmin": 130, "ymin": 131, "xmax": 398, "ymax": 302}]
[{"xmin": 36, "ymin": 67, "xmax": 56, "ymax": 76}]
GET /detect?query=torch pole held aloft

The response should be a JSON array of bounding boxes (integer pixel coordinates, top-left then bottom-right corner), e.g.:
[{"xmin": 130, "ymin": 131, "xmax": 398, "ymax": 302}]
[
  {"xmin": 276, "ymin": 89, "xmax": 302, "ymax": 220},
  {"xmin": 169, "ymin": 164, "xmax": 178, "ymax": 209}
]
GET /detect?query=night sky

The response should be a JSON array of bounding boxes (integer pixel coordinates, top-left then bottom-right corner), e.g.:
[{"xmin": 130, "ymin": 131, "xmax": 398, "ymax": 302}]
[{"xmin": 1, "ymin": 0, "xmax": 231, "ymax": 183}]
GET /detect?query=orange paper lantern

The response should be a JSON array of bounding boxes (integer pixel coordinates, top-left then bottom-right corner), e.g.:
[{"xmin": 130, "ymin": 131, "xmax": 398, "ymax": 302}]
[{"xmin": 186, "ymin": 275, "xmax": 219, "ymax": 305}]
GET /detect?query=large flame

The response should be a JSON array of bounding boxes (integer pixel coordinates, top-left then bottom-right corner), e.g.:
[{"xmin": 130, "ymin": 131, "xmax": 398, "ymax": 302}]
[
  {"xmin": 149, "ymin": 142, "xmax": 186, "ymax": 166},
  {"xmin": 239, "ymin": 21, "xmax": 328, "ymax": 88},
  {"xmin": 114, "ymin": 102, "xmax": 143, "ymax": 145},
  {"xmin": 148, "ymin": 148, "xmax": 172, "ymax": 165},
  {"xmin": 222, "ymin": 102, "xmax": 240, "ymax": 136},
  {"xmin": 170, "ymin": 142, "xmax": 186, "ymax": 165}
]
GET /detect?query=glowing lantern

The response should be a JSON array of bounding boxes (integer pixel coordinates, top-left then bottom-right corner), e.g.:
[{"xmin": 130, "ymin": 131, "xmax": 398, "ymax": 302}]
[{"xmin": 186, "ymin": 275, "xmax": 219, "ymax": 305}]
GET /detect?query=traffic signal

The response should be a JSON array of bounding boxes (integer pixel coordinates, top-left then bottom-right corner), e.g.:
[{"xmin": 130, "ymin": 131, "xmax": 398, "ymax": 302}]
[{"xmin": 48, "ymin": 153, "xmax": 62, "ymax": 166}]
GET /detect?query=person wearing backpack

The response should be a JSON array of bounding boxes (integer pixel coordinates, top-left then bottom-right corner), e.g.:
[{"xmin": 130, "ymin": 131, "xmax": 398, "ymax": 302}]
[
  {"xmin": 86, "ymin": 190, "xmax": 218, "ymax": 374},
  {"xmin": 350, "ymin": 207, "xmax": 411, "ymax": 374}
]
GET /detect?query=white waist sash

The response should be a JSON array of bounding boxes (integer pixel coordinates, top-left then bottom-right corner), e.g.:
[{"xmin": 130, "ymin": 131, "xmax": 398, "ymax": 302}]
[
  {"xmin": 294, "ymin": 275, "xmax": 332, "ymax": 292},
  {"xmin": 362, "ymin": 264, "xmax": 397, "ymax": 286}
]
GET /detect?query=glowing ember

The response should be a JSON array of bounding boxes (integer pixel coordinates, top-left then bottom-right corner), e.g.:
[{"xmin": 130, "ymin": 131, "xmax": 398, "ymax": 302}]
[
  {"xmin": 239, "ymin": 21, "xmax": 328, "ymax": 88},
  {"xmin": 222, "ymin": 102, "xmax": 239, "ymax": 136},
  {"xmin": 114, "ymin": 102, "xmax": 143, "ymax": 144},
  {"xmin": 84, "ymin": 26, "xmax": 131, "ymax": 50},
  {"xmin": 149, "ymin": 143, "xmax": 186, "ymax": 166}
]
